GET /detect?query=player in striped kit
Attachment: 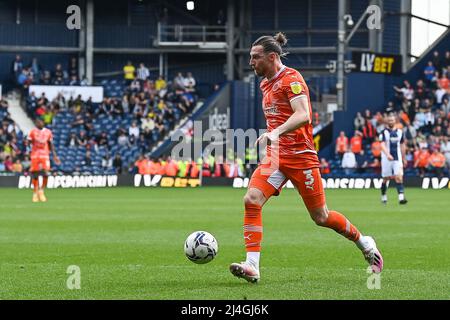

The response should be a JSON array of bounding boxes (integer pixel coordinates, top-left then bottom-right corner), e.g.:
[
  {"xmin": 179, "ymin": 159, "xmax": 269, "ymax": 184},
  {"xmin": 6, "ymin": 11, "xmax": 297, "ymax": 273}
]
[{"xmin": 380, "ymin": 112, "xmax": 408, "ymax": 205}]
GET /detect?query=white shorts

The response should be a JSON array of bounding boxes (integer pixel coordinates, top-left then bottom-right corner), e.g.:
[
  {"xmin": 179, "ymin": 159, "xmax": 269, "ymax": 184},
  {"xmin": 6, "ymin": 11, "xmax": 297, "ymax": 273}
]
[{"xmin": 381, "ymin": 159, "xmax": 403, "ymax": 178}]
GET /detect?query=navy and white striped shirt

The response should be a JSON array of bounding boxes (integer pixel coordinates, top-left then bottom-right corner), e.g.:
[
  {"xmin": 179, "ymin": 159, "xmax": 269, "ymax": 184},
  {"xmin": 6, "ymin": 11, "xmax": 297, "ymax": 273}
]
[
  {"xmin": 137, "ymin": 66, "xmax": 150, "ymax": 80},
  {"xmin": 380, "ymin": 128, "xmax": 404, "ymax": 161}
]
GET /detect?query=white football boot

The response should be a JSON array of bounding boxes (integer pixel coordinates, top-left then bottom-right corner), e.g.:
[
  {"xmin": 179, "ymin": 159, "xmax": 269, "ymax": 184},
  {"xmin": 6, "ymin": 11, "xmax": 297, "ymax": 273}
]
[
  {"xmin": 362, "ymin": 236, "xmax": 384, "ymax": 273},
  {"xmin": 229, "ymin": 262, "xmax": 260, "ymax": 283}
]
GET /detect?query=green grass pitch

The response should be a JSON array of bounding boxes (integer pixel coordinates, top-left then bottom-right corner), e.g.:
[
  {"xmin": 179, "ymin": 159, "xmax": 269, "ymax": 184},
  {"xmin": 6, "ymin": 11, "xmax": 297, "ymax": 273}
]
[{"xmin": 0, "ymin": 186, "xmax": 449, "ymax": 299}]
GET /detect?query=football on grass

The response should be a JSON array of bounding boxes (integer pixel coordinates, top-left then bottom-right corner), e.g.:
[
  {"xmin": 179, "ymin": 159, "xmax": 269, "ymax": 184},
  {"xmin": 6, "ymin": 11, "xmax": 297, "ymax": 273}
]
[{"xmin": 184, "ymin": 231, "xmax": 218, "ymax": 264}]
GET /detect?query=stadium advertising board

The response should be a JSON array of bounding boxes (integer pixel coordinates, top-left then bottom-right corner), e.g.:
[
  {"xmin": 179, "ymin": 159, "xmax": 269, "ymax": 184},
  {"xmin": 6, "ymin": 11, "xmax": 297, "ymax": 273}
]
[
  {"xmin": 353, "ymin": 52, "xmax": 402, "ymax": 75},
  {"xmin": 16, "ymin": 175, "xmax": 118, "ymax": 188},
  {"xmin": 29, "ymin": 85, "xmax": 104, "ymax": 103},
  {"xmin": 0, "ymin": 175, "xmax": 448, "ymax": 189},
  {"xmin": 133, "ymin": 174, "xmax": 200, "ymax": 188},
  {"xmin": 232, "ymin": 177, "xmax": 450, "ymax": 189}
]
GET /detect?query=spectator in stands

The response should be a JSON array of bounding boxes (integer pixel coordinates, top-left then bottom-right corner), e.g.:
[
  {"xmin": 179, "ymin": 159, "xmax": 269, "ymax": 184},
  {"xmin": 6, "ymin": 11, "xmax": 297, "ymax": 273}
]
[
  {"xmin": 117, "ymin": 131, "xmax": 129, "ymax": 147},
  {"xmin": 432, "ymin": 51, "xmax": 441, "ymax": 72},
  {"xmin": 341, "ymin": 150, "xmax": 356, "ymax": 175},
  {"xmin": 40, "ymin": 70, "xmax": 51, "ymax": 85},
  {"xmin": 53, "ymin": 93, "xmax": 66, "ymax": 111},
  {"xmin": 444, "ymin": 51, "xmax": 450, "ymax": 74},
  {"xmin": 173, "ymin": 72, "xmax": 186, "ymax": 91},
  {"xmin": 128, "ymin": 121, "xmax": 140, "ymax": 139},
  {"xmin": 96, "ymin": 98, "xmax": 110, "ymax": 116},
  {"xmin": 156, "ymin": 157, "xmax": 166, "ymax": 175},
  {"xmin": 22, "ymin": 155, "xmax": 30, "ymax": 172},
  {"xmin": 134, "ymin": 155, "xmax": 148, "ymax": 175},
  {"xmin": 82, "ymin": 150, "xmax": 92, "ymax": 167},
  {"xmin": 69, "ymin": 75, "xmax": 78, "ymax": 86},
  {"xmin": 404, "ymin": 147, "xmax": 415, "ymax": 169},
  {"xmin": 132, "ymin": 99, "xmax": 146, "ymax": 120},
  {"xmin": 137, "ymin": 63, "xmax": 150, "ymax": 82},
  {"xmin": 355, "ymin": 150, "xmax": 369, "ymax": 174},
  {"xmin": 3, "ymin": 155, "xmax": 13, "ymax": 172},
  {"xmin": 69, "ymin": 57, "xmax": 78, "ymax": 79},
  {"xmin": 320, "ymin": 158, "xmax": 330, "ymax": 175},
  {"xmin": 96, "ymin": 131, "xmax": 109, "ymax": 149},
  {"xmin": 368, "ymin": 156, "xmax": 381, "ymax": 174},
  {"xmin": 52, "ymin": 63, "xmax": 65, "ymax": 85},
  {"xmin": 371, "ymin": 136, "xmax": 382, "ymax": 159},
  {"xmin": 424, "ymin": 61, "xmax": 436, "ymax": 85},
  {"xmin": 121, "ymin": 95, "xmax": 130, "ymax": 114},
  {"xmin": 123, "ymin": 61, "xmax": 135, "ymax": 86},
  {"xmin": 111, "ymin": 99, "xmax": 124, "ymax": 118},
  {"xmin": 77, "ymin": 131, "xmax": 88, "ymax": 147},
  {"xmin": 142, "ymin": 79, "xmax": 155, "ymax": 96},
  {"xmin": 155, "ymin": 75, "xmax": 167, "ymax": 91},
  {"xmin": 435, "ymin": 84, "xmax": 448, "ymax": 107},
  {"xmin": 130, "ymin": 79, "xmax": 141, "ymax": 93},
  {"xmin": 428, "ymin": 71, "xmax": 439, "ymax": 91},
  {"xmin": 11, "ymin": 55, "xmax": 23, "ymax": 80},
  {"xmin": 413, "ymin": 106, "xmax": 427, "ymax": 131},
  {"xmin": 398, "ymin": 110, "xmax": 410, "ymax": 128},
  {"xmin": 165, "ymin": 156, "xmax": 179, "ymax": 177},
  {"xmin": 441, "ymin": 136, "xmax": 450, "ymax": 168},
  {"xmin": 362, "ymin": 116, "xmax": 376, "ymax": 144},
  {"xmin": 394, "ymin": 80, "xmax": 414, "ymax": 103},
  {"xmin": 102, "ymin": 153, "xmax": 112, "ymax": 170},
  {"xmin": 404, "ymin": 123, "xmax": 417, "ymax": 148},
  {"xmin": 428, "ymin": 148, "xmax": 446, "ymax": 178},
  {"xmin": 439, "ymin": 72, "xmax": 449, "ymax": 92},
  {"xmin": 17, "ymin": 68, "xmax": 32, "ymax": 90},
  {"xmin": 71, "ymin": 114, "xmax": 85, "ymax": 129},
  {"xmin": 350, "ymin": 131, "xmax": 363, "ymax": 155},
  {"xmin": 415, "ymin": 79, "xmax": 430, "ymax": 101},
  {"xmin": 354, "ymin": 112, "xmax": 365, "ymax": 131},
  {"xmin": 66, "ymin": 132, "xmax": 78, "ymax": 147},
  {"xmin": 184, "ymin": 72, "xmax": 196, "ymax": 93},
  {"xmin": 71, "ymin": 94, "xmax": 84, "ymax": 114},
  {"xmin": 372, "ymin": 111, "xmax": 385, "ymax": 133},
  {"xmin": 414, "ymin": 146, "xmax": 430, "ymax": 178},
  {"xmin": 29, "ymin": 57, "xmax": 42, "ymax": 82},
  {"xmin": 335, "ymin": 131, "xmax": 348, "ymax": 160},
  {"xmin": 42, "ymin": 103, "xmax": 54, "ymax": 125}
]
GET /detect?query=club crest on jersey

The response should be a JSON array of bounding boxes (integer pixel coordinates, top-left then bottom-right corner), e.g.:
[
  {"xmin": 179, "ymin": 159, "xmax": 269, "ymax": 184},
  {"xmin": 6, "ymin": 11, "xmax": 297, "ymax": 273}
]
[
  {"xmin": 272, "ymin": 80, "xmax": 282, "ymax": 91},
  {"xmin": 290, "ymin": 82, "xmax": 302, "ymax": 94}
]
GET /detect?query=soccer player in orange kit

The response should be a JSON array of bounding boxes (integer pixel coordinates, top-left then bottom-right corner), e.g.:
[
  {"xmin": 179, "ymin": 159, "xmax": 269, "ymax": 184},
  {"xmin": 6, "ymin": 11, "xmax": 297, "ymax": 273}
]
[
  {"xmin": 28, "ymin": 119, "xmax": 60, "ymax": 202},
  {"xmin": 229, "ymin": 33, "xmax": 383, "ymax": 283}
]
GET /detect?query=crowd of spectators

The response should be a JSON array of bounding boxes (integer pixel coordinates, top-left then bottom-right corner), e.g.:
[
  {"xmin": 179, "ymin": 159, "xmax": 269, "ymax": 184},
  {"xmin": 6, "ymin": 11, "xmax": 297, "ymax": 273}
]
[
  {"xmin": 0, "ymin": 98, "xmax": 29, "ymax": 174},
  {"xmin": 1, "ymin": 56, "xmax": 200, "ymax": 174},
  {"xmin": 327, "ymin": 50, "xmax": 450, "ymax": 178},
  {"xmin": 11, "ymin": 55, "xmax": 89, "ymax": 92},
  {"xmin": 132, "ymin": 153, "xmax": 250, "ymax": 179}
]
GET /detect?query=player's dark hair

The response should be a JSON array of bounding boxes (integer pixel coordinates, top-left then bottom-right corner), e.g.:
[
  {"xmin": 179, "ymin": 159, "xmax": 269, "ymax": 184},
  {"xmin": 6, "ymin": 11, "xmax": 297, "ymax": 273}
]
[{"xmin": 252, "ymin": 32, "xmax": 289, "ymax": 57}]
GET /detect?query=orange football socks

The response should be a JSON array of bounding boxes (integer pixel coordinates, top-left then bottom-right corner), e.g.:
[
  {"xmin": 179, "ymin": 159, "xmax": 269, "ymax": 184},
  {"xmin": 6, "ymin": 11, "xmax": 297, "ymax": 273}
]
[{"xmin": 324, "ymin": 210, "xmax": 361, "ymax": 242}]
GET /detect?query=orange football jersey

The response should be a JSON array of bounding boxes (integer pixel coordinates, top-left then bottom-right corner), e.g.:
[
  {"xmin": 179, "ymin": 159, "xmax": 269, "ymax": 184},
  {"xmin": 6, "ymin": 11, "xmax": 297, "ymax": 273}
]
[
  {"xmin": 28, "ymin": 128, "xmax": 53, "ymax": 160},
  {"xmin": 260, "ymin": 65, "xmax": 319, "ymax": 168}
]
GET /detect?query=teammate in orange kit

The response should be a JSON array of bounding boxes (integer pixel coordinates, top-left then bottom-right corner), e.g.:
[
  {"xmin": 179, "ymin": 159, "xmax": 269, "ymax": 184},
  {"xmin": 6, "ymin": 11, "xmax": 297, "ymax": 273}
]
[
  {"xmin": 28, "ymin": 119, "xmax": 60, "ymax": 202},
  {"xmin": 229, "ymin": 33, "xmax": 383, "ymax": 283}
]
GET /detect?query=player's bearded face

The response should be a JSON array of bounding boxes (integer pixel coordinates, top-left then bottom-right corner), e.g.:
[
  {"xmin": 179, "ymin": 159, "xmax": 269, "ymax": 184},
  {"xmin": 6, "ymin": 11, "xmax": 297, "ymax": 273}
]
[
  {"xmin": 249, "ymin": 46, "xmax": 269, "ymax": 77},
  {"xmin": 387, "ymin": 116, "xmax": 396, "ymax": 127}
]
